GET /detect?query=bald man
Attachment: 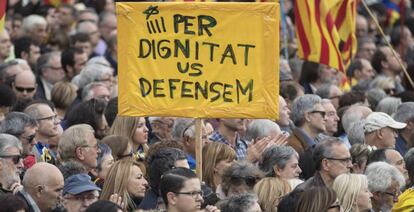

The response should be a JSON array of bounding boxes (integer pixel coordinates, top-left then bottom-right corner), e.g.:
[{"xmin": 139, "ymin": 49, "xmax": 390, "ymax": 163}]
[
  {"xmin": 12, "ymin": 71, "xmax": 37, "ymax": 101},
  {"xmin": 18, "ymin": 162, "xmax": 64, "ymax": 212}
]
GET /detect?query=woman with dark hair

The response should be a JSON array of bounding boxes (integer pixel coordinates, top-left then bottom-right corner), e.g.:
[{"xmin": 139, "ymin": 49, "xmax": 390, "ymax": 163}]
[
  {"xmin": 295, "ymin": 186, "xmax": 342, "ymax": 212},
  {"xmin": 65, "ymin": 98, "xmax": 108, "ymax": 139},
  {"xmin": 160, "ymin": 167, "xmax": 204, "ymax": 212}
]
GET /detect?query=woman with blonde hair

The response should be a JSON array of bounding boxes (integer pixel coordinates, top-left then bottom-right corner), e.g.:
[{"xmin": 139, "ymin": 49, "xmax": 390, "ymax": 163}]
[
  {"xmin": 51, "ymin": 81, "xmax": 77, "ymax": 119},
  {"xmin": 100, "ymin": 158, "xmax": 148, "ymax": 211},
  {"xmin": 202, "ymin": 142, "xmax": 236, "ymax": 193},
  {"xmin": 333, "ymin": 173, "xmax": 372, "ymax": 212},
  {"xmin": 110, "ymin": 116, "xmax": 149, "ymax": 159},
  {"xmin": 253, "ymin": 177, "xmax": 291, "ymax": 212}
]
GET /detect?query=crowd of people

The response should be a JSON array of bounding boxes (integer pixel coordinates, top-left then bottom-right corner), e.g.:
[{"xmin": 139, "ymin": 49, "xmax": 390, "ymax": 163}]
[{"xmin": 1, "ymin": 0, "xmax": 414, "ymax": 211}]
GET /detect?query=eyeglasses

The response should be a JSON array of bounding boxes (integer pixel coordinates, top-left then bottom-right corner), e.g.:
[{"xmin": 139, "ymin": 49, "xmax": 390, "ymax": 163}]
[
  {"xmin": 174, "ymin": 190, "xmax": 203, "ymax": 199},
  {"xmin": 230, "ymin": 176, "xmax": 259, "ymax": 187},
  {"xmin": 382, "ymin": 191, "xmax": 401, "ymax": 201},
  {"xmin": 309, "ymin": 110, "xmax": 326, "ymax": 118},
  {"xmin": 0, "ymin": 154, "xmax": 22, "ymax": 165},
  {"xmin": 15, "ymin": 86, "xmax": 35, "ymax": 93},
  {"xmin": 325, "ymin": 157, "xmax": 353, "ymax": 164},
  {"xmin": 21, "ymin": 134, "xmax": 36, "ymax": 144},
  {"xmin": 37, "ymin": 114, "xmax": 58, "ymax": 122},
  {"xmin": 80, "ymin": 144, "xmax": 99, "ymax": 151}
]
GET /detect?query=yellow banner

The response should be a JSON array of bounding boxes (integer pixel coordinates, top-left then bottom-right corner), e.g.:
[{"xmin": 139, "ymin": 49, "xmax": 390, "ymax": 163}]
[{"xmin": 117, "ymin": 2, "xmax": 280, "ymax": 118}]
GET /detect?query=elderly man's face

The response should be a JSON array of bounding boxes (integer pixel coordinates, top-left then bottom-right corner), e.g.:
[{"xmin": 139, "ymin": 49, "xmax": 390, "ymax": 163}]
[
  {"xmin": 184, "ymin": 125, "xmax": 208, "ymax": 156},
  {"xmin": 324, "ymin": 143, "xmax": 352, "ymax": 180},
  {"xmin": 31, "ymin": 24, "xmax": 48, "ymax": 45},
  {"xmin": 40, "ymin": 172, "xmax": 64, "ymax": 211},
  {"xmin": 79, "ymin": 131, "xmax": 99, "ymax": 170},
  {"xmin": 307, "ymin": 103, "xmax": 326, "ymax": 133},
  {"xmin": 151, "ymin": 117, "xmax": 175, "ymax": 139},
  {"xmin": 323, "ymin": 102, "xmax": 339, "ymax": 136},
  {"xmin": 372, "ymin": 180, "xmax": 401, "ymax": 212},
  {"xmin": 378, "ymin": 127, "xmax": 398, "ymax": 148},
  {"xmin": 385, "ymin": 149, "xmax": 408, "ymax": 181},
  {"xmin": 0, "ymin": 146, "xmax": 23, "ymax": 191},
  {"xmin": 63, "ymin": 190, "xmax": 99, "ymax": 212}
]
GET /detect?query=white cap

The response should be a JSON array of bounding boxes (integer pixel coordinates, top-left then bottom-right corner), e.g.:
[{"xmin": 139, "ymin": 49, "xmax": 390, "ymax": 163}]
[{"xmin": 364, "ymin": 112, "xmax": 406, "ymax": 133}]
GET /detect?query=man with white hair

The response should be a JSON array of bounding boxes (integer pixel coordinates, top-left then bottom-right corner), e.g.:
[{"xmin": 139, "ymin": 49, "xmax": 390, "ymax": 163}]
[
  {"xmin": 81, "ymin": 82, "xmax": 111, "ymax": 102},
  {"xmin": 58, "ymin": 124, "xmax": 100, "ymax": 172},
  {"xmin": 288, "ymin": 94, "xmax": 326, "ymax": 153},
  {"xmin": 0, "ymin": 134, "xmax": 24, "ymax": 194},
  {"xmin": 321, "ymin": 99, "xmax": 339, "ymax": 136},
  {"xmin": 364, "ymin": 112, "xmax": 406, "ymax": 149},
  {"xmin": 21, "ymin": 15, "xmax": 48, "ymax": 45},
  {"xmin": 172, "ymin": 118, "xmax": 208, "ymax": 169},
  {"xmin": 365, "ymin": 162, "xmax": 405, "ymax": 212}
]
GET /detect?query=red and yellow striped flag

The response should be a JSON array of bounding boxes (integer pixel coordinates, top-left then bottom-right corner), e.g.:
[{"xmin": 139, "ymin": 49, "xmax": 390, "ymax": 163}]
[
  {"xmin": 0, "ymin": 0, "xmax": 6, "ymax": 33},
  {"xmin": 294, "ymin": 0, "xmax": 356, "ymax": 71},
  {"xmin": 333, "ymin": 0, "xmax": 357, "ymax": 68}
]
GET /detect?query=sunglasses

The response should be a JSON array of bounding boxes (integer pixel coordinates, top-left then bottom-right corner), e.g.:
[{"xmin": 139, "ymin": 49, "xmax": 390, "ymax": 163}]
[
  {"xmin": 15, "ymin": 86, "xmax": 35, "ymax": 93},
  {"xmin": 230, "ymin": 176, "xmax": 259, "ymax": 187},
  {"xmin": 22, "ymin": 134, "xmax": 36, "ymax": 144},
  {"xmin": 0, "ymin": 154, "xmax": 22, "ymax": 165}
]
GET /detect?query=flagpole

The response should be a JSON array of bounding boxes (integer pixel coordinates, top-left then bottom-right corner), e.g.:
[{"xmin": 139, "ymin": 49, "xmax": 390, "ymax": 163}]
[
  {"xmin": 361, "ymin": 0, "xmax": 414, "ymax": 89},
  {"xmin": 280, "ymin": 0, "xmax": 289, "ymax": 59},
  {"xmin": 195, "ymin": 118, "xmax": 203, "ymax": 180}
]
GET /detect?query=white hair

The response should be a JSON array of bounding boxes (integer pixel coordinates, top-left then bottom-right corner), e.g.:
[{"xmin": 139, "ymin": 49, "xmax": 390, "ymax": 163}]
[{"xmin": 21, "ymin": 15, "xmax": 47, "ymax": 34}]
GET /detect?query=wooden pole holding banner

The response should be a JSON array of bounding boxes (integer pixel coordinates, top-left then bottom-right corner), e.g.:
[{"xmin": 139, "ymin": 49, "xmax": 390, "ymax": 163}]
[{"xmin": 195, "ymin": 118, "xmax": 203, "ymax": 180}]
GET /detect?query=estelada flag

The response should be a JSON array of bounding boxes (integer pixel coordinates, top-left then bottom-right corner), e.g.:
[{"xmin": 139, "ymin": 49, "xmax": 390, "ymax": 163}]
[
  {"xmin": 294, "ymin": 0, "xmax": 356, "ymax": 71},
  {"xmin": 332, "ymin": 0, "xmax": 357, "ymax": 69},
  {"xmin": 0, "ymin": 0, "xmax": 6, "ymax": 33}
]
